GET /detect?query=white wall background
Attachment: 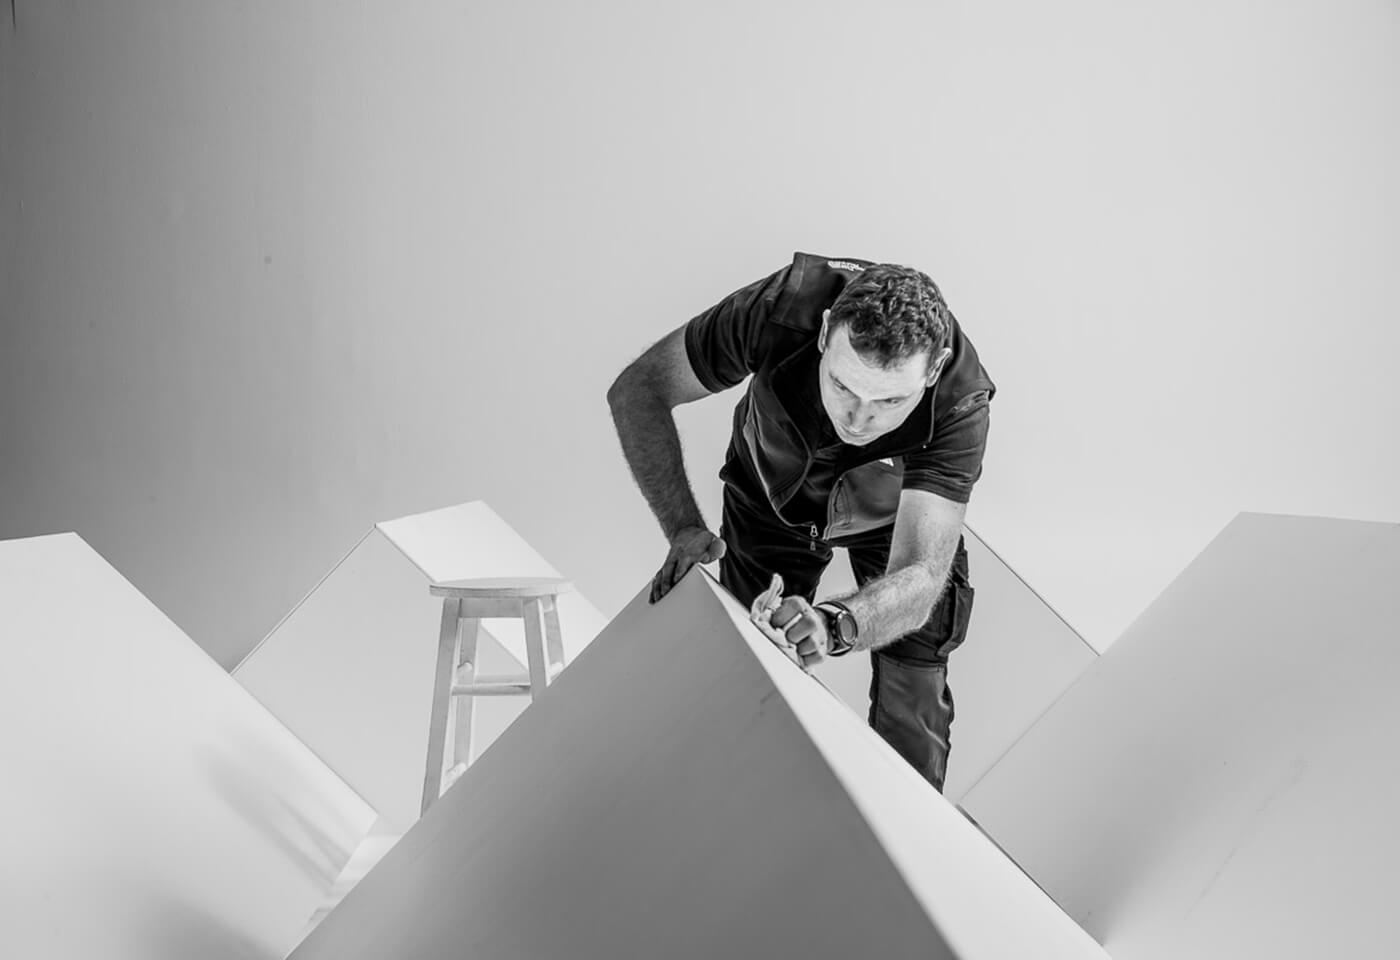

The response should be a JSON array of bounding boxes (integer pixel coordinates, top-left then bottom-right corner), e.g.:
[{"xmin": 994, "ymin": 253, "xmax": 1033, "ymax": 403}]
[{"xmin": 2, "ymin": 1, "xmax": 1396, "ymax": 669}]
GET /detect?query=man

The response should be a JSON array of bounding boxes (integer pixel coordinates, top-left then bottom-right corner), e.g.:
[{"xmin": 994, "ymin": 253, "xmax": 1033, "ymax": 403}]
[{"xmin": 606, "ymin": 252, "xmax": 995, "ymax": 792}]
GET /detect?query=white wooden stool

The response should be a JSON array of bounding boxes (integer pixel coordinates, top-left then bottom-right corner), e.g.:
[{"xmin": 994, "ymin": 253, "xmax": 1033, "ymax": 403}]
[{"xmin": 421, "ymin": 577, "xmax": 572, "ymax": 814}]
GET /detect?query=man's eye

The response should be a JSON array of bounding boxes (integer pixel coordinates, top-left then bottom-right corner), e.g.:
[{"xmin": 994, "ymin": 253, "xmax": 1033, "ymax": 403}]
[{"xmin": 883, "ymin": 398, "xmax": 903, "ymax": 406}]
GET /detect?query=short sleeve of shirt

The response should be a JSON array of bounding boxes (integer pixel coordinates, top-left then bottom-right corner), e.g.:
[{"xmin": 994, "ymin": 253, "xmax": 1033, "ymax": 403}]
[
  {"xmin": 683, "ymin": 263, "xmax": 793, "ymax": 393},
  {"xmin": 901, "ymin": 390, "xmax": 992, "ymax": 504}
]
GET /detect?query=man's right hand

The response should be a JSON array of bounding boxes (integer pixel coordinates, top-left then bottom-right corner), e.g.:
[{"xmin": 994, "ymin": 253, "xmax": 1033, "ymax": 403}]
[{"xmin": 649, "ymin": 526, "xmax": 727, "ymax": 604}]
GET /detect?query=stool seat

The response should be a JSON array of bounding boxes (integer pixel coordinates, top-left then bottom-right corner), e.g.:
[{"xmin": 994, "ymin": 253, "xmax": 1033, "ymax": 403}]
[{"xmin": 429, "ymin": 577, "xmax": 572, "ymax": 599}]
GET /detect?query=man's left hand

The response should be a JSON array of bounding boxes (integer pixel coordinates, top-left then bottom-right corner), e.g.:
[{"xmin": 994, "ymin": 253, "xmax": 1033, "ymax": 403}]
[{"xmin": 748, "ymin": 573, "xmax": 831, "ymax": 672}]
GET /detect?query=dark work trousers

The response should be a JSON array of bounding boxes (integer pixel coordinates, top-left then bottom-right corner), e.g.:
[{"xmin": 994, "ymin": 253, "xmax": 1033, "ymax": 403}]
[{"xmin": 718, "ymin": 482, "xmax": 974, "ymax": 793}]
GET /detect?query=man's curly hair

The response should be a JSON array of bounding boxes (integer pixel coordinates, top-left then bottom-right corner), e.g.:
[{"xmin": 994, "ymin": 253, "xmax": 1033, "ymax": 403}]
[{"xmin": 826, "ymin": 263, "xmax": 952, "ymax": 369}]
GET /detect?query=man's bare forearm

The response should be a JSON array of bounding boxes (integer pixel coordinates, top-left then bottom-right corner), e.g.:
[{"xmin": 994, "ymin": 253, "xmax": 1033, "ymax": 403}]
[
  {"xmin": 608, "ymin": 380, "xmax": 707, "ymax": 540},
  {"xmin": 837, "ymin": 562, "xmax": 951, "ymax": 653}
]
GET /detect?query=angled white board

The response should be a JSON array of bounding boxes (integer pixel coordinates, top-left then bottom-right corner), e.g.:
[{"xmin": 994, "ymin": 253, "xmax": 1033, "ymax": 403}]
[
  {"xmin": 813, "ymin": 524, "xmax": 1096, "ymax": 801},
  {"xmin": 235, "ymin": 500, "xmax": 608, "ymax": 832},
  {"xmin": 291, "ymin": 569, "xmax": 1107, "ymax": 960},
  {"xmin": 0, "ymin": 533, "xmax": 376, "ymax": 960},
  {"xmin": 962, "ymin": 512, "xmax": 1400, "ymax": 959}
]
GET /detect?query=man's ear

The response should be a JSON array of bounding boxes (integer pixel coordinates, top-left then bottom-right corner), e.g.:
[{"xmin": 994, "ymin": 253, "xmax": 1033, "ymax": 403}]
[{"xmin": 818, "ymin": 310, "xmax": 831, "ymax": 353}]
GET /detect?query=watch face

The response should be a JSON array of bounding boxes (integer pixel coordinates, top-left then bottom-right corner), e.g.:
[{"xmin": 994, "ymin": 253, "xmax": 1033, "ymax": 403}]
[
  {"xmin": 837, "ymin": 613, "xmax": 856, "ymax": 643},
  {"xmin": 818, "ymin": 603, "xmax": 857, "ymax": 651}
]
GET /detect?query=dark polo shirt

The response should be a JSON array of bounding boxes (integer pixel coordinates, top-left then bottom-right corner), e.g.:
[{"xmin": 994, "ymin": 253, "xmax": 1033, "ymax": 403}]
[{"xmin": 684, "ymin": 252, "xmax": 995, "ymax": 537}]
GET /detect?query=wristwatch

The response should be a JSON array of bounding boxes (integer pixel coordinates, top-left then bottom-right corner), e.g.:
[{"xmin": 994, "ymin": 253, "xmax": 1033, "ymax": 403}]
[{"xmin": 815, "ymin": 601, "xmax": 859, "ymax": 657}]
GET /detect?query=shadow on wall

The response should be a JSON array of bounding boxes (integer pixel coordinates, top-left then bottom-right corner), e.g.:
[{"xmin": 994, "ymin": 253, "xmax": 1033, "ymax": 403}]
[
  {"xmin": 137, "ymin": 889, "xmax": 273, "ymax": 960},
  {"xmin": 199, "ymin": 731, "xmax": 370, "ymax": 890}
]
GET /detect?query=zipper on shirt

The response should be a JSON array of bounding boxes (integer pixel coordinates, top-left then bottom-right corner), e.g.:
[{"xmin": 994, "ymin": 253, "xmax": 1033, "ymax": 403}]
[
  {"xmin": 809, "ymin": 523, "xmax": 818, "ymax": 552},
  {"xmin": 826, "ymin": 475, "xmax": 842, "ymax": 543}
]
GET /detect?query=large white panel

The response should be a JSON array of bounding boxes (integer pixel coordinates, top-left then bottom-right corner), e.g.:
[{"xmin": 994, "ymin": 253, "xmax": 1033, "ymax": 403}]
[
  {"xmin": 236, "ymin": 500, "xmax": 608, "ymax": 832},
  {"xmin": 813, "ymin": 525, "xmax": 1095, "ymax": 801},
  {"xmin": 0, "ymin": 533, "xmax": 376, "ymax": 960},
  {"xmin": 292, "ymin": 569, "xmax": 1106, "ymax": 960},
  {"xmin": 963, "ymin": 512, "xmax": 1400, "ymax": 959},
  {"xmin": 235, "ymin": 529, "xmax": 442, "ymax": 834},
  {"xmin": 376, "ymin": 500, "xmax": 607, "ymax": 664}
]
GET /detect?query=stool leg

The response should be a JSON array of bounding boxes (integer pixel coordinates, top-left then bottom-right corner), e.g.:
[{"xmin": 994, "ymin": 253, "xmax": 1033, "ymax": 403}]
[
  {"xmin": 542, "ymin": 595, "xmax": 565, "ymax": 672},
  {"xmin": 422, "ymin": 598, "xmax": 462, "ymax": 815},
  {"xmin": 521, "ymin": 597, "xmax": 549, "ymax": 699},
  {"xmin": 452, "ymin": 617, "xmax": 481, "ymax": 773}
]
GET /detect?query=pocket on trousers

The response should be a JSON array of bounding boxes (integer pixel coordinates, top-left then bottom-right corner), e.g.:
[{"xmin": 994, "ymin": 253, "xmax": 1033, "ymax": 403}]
[
  {"xmin": 938, "ymin": 571, "xmax": 975, "ymax": 660},
  {"xmin": 870, "ymin": 651, "xmax": 948, "ymax": 729},
  {"xmin": 868, "ymin": 651, "xmax": 954, "ymax": 791}
]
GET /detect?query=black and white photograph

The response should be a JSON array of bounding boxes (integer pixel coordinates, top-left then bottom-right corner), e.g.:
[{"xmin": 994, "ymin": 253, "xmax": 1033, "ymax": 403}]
[{"xmin": 2, "ymin": 2, "xmax": 1397, "ymax": 957}]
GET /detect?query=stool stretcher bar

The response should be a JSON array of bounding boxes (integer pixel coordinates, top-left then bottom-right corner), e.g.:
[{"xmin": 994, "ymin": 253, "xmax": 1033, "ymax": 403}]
[{"xmin": 452, "ymin": 678, "xmax": 531, "ymax": 697}]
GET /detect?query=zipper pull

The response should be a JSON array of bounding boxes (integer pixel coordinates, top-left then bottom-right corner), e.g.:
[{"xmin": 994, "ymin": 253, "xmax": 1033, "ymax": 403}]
[{"xmin": 809, "ymin": 523, "xmax": 819, "ymax": 551}]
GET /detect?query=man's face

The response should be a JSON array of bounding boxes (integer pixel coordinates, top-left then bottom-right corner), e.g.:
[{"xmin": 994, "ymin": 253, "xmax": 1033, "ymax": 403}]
[{"xmin": 817, "ymin": 311, "xmax": 949, "ymax": 447}]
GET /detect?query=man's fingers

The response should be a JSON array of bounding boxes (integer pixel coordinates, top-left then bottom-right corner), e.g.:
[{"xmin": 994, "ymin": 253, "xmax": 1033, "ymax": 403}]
[
  {"xmin": 773, "ymin": 596, "xmax": 807, "ymax": 626},
  {"xmin": 775, "ymin": 599, "xmax": 816, "ymax": 646},
  {"xmin": 660, "ymin": 548, "xmax": 682, "ymax": 591},
  {"xmin": 654, "ymin": 527, "xmax": 728, "ymax": 605},
  {"xmin": 653, "ymin": 528, "xmax": 734, "ymax": 605},
  {"xmin": 775, "ymin": 610, "xmax": 805, "ymax": 634},
  {"xmin": 752, "ymin": 616, "xmax": 790, "ymax": 649},
  {"xmin": 669, "ymin": 557, "xmax": 692, "ymax": 590},
  {"xmin": 753, "ymin": 618, "xmax": 807, "ymax": 670},
  {"xmin": 652, "ymin": 545, "xmax": 685, "ymax": 604},
  {"xmin": 745, "ymin": 573, "xmax": 818, "ymax": 673}
]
